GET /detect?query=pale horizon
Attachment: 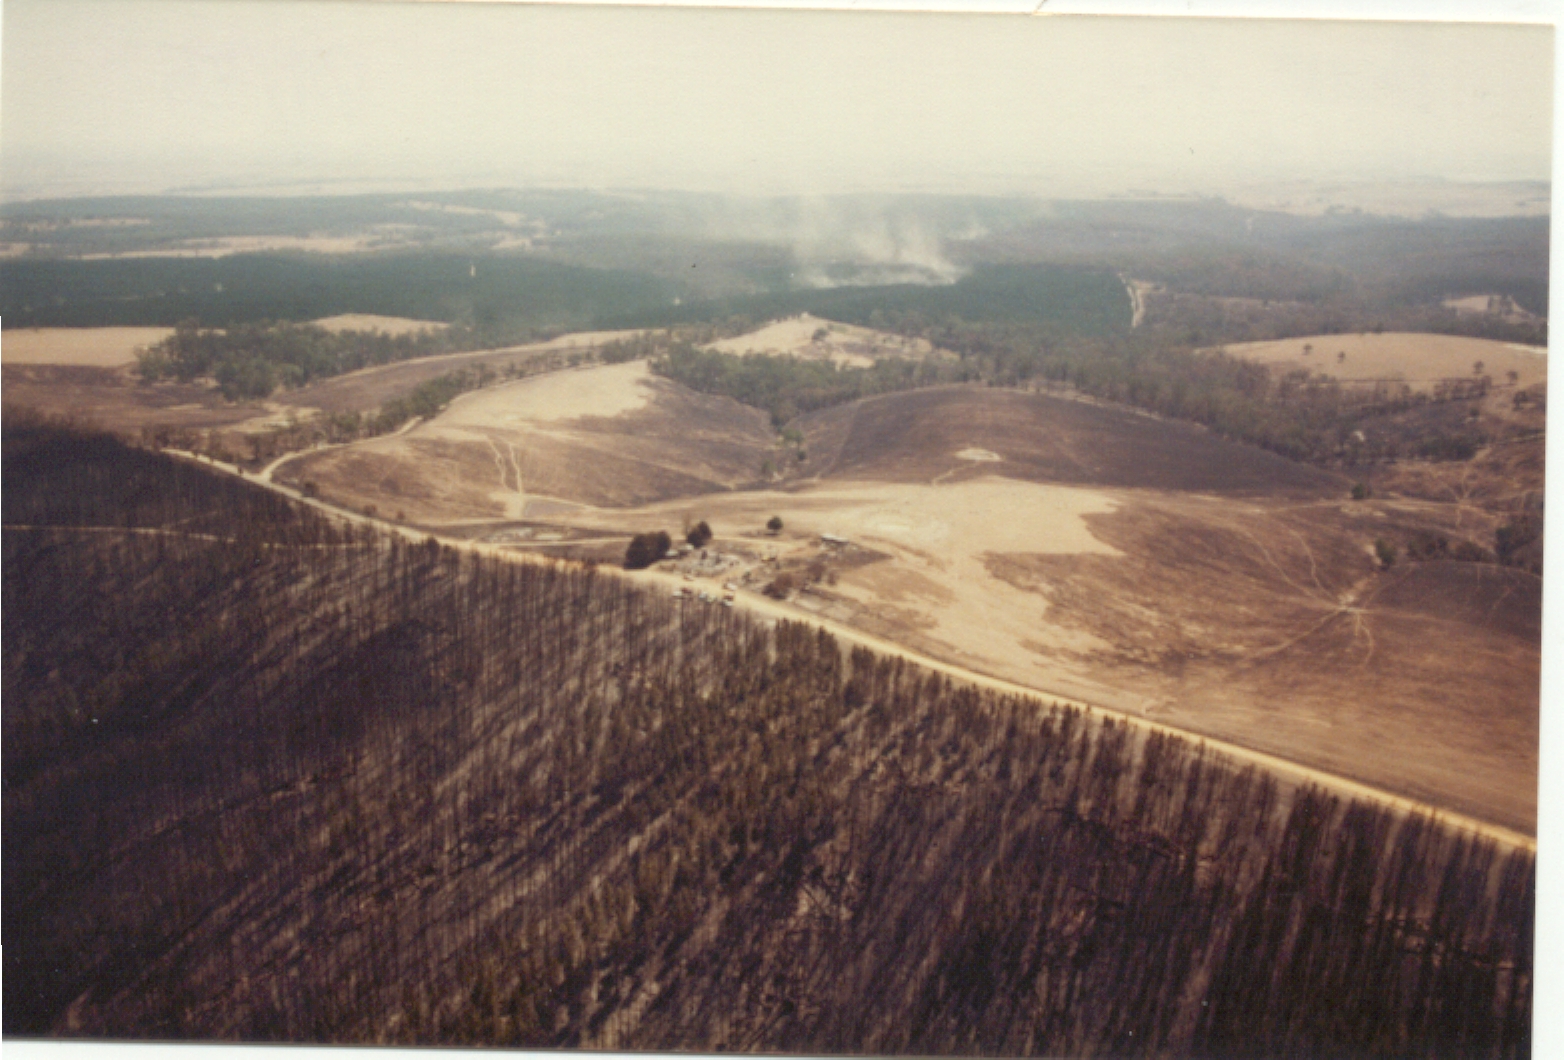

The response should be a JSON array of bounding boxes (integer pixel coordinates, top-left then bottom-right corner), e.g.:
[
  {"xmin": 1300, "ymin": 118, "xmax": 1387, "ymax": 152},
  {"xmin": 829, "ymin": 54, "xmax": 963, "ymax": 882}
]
[{"xmin": 1, "ymin": 2, "xmax": 1553, "ymax": 205}]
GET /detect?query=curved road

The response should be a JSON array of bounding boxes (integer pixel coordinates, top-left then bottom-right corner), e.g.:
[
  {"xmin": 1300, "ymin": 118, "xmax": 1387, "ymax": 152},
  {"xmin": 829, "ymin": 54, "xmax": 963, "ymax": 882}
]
[{"xmin": 159, "ymin": 448, "xmax": 1537, "ymax": 852}]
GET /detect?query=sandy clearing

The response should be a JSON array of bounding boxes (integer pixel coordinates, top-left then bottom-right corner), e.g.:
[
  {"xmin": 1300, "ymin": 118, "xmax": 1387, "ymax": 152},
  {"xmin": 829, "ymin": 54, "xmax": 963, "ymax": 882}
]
[
  {"xmin": 436, "ymin": 361, "xmax": 655, "ymax": 428},
  {"xmin": 566, "ymin": 475, "xmax": 1126, "ymax": 687},
  {"xmin": 601, "ymin": 477, "xmax": 1119, "ymax": 561},
  {"xmin": 706, "ymin": 313, "xmax": 933, "ymax": 367},
  {"xmin": 401, "ymin": 201, "xmax": 532, "ymax": 228},
  {"xmin": 310, "ymin": 314, "xmax": 447, "ymax": 336},
  {"xmin": 788, "ymin": 478, "xmax": 1120, "ymax": 557},
  {"xmin": 800, "ymin": 478, "xmax": 1124, "ymax": 681},
  {"xmin": 1, "ymin": 327, "xmax": 173, "ymax": 367},
  {"xmin": 1121, "ymin": 277, "xmax": 1160, "ymax": 328},
  {"xmin": 1221, "ymin": 332, "xmax": 1547, "ymax": 389}
]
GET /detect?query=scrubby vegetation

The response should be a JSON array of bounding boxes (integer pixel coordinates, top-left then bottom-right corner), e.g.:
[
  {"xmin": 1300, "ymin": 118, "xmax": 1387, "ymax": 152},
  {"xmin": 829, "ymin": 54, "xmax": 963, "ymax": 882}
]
[{"xmin": 3, "ymin": 422, "xmax": 1533, "ymax": 1056}]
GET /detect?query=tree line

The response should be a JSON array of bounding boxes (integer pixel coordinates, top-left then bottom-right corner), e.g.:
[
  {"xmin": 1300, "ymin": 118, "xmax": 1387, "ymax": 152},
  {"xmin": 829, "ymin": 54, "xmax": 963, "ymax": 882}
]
[{"xmin": 134, "ymin": 319, "xmax": 492, "ymax": 399}]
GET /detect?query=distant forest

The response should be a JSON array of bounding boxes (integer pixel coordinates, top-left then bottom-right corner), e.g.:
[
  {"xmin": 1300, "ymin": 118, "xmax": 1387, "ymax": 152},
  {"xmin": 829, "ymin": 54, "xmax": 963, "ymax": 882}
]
[
  {"xmin": 3, "ymin": 419, "xmax": 1533, "ymax": 1056},
  {"xmin": 0, "ymin": 253, "xmax": 682, "ymax": 331},
  {"xmin": 610, "ymin": 264, "xmax": 1133, "ymax": 336},
  {"xmin": 0, "ymin": 255, "xmax": 1129, "ymax": 337}
]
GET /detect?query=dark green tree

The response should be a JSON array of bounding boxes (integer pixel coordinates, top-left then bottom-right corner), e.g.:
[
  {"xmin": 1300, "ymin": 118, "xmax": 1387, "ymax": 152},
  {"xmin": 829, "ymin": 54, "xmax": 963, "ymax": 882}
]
[{"xmin": 624, "ymin": 531, "xmax": 672, "ymax": 570}]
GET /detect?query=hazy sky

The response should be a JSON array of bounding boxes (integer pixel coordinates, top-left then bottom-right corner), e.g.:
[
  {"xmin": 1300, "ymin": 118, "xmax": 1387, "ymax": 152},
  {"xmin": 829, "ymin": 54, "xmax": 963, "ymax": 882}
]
[{"xmin": 0, "ymin": 0, "xmax": 1553, "ymax": 200}]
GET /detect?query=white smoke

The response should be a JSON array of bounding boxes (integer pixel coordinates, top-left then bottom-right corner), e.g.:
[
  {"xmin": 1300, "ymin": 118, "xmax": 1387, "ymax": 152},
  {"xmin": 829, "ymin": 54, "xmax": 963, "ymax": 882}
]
[
  {"xmin": 702, "ymin": 195, "xmax": 982, "ymax": 289},
  {"xmin": 785, "ymin": 198, "xmax": 967, "ymax": 288}
]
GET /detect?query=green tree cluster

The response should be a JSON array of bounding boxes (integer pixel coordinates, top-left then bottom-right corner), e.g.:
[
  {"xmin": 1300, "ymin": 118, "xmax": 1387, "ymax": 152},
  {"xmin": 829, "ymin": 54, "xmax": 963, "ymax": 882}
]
[
  {"xmin": 623, "ymin": 531, "xmax": 672, "ymax": 570},
  {"xmin": 137, "ymin": 320, "xmax": 477, "ymax": 400}
]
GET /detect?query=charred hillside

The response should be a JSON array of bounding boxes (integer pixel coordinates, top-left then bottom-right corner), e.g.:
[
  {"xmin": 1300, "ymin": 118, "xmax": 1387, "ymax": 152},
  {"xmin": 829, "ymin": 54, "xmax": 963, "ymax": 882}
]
[{"xmin": 3, "ymin": 422, "xmax": 1533, "ymax": 1057}]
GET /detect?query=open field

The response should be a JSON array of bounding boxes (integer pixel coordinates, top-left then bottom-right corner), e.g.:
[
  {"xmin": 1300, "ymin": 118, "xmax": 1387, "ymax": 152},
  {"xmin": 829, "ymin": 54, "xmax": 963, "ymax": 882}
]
[
  {"xmin": 311, "ymin": 313, "xmax": 448, "ymax": 335},
  {"xmin": 705, "ymin": 312, "xmax": 938, "ymax": 367},
  {"xmin": 1, "ymin": 326, "xmax": 173, "ymax": 367},
  {"xmin": 0, "ymin": 364, "xmax": 269, "ymax": 432},
  {"xmin": 277, "ymin": 361, "xmax": 776, "ymax": 517},
  {"xmin": 1221, "ymin": 331, "xmax": 1547, "ymax": 389},
  {"xmin": 266, "ymin": 364, "xmax": 1539, "ymax": 833}
]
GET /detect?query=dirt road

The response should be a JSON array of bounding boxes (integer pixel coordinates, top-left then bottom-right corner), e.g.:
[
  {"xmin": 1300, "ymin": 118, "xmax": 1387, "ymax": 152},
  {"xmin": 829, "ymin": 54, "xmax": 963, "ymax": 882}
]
[{"xmin": 160, "ymin": 449, "xmax": 1538, "ymax": 852}]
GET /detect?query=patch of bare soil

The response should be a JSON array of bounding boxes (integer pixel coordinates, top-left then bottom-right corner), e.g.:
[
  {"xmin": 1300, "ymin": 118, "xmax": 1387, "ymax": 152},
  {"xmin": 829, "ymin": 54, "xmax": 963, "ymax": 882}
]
[
  {"xmin": 705, "ymin": 313, "xmax": 939, "ymax": 367},
  {"xmin": 309, "ymin": 314, "xmax": 447, "ymax": 335},
  {"xmin": 1440, "ymin": 294, "xmax": 1543, "ymax": 327}
]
